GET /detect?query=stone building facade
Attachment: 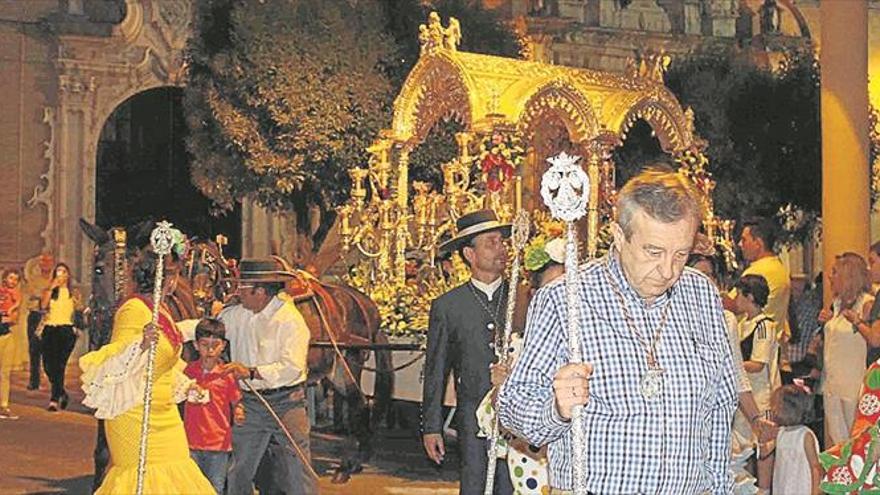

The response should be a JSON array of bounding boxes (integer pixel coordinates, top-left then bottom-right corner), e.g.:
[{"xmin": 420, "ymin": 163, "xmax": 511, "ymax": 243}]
[
  {"xmin": 2, "ymin": 0, "xmax": 880, "ymax": 288},
  {"xmin": 0, "ymin": 0, "xmax": 286, "ymax": 287}
]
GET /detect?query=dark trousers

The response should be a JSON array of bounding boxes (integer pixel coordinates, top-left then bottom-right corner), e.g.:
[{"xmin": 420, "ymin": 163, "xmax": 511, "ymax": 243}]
[
  {"xmin": 40, "ymin": 324, "xmax": 76, "ymax": 402},
  {"xmin": 26, "ymin": 311, "xmax": 43, "ymax": 388},
  {"xmin": 457, "ymin": 402, "xmax": 514, "ymax": 495},
  {"xmin": 228, "ymin": 386, "xmax": 317, "ymax": 495}
]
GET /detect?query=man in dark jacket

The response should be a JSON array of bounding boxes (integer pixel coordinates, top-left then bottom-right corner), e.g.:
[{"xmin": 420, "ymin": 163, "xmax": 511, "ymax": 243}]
[{"xmin": 421, "ymin": 209, "xmax": 514, "ymax": 495}]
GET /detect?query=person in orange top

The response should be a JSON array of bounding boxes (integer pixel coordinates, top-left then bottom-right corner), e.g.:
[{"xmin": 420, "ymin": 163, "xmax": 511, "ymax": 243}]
[{"xmin": 183, "ymin": 318, "xmax": 244, "ymax": 494}]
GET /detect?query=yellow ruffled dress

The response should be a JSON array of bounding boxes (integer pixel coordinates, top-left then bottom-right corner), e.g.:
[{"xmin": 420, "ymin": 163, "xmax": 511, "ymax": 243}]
[{"xmin": 80, "ymin": 297, "xmax": 214, "ymax": 494}]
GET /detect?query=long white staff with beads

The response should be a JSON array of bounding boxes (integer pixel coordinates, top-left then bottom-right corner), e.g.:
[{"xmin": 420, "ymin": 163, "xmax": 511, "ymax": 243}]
[
  {"xmin": 484, "ymin": 210, "xmax": 530, "ymax": 495},
  {"xmin": 541, "ymin": 152, "xmax": 590, "ymax": 495},
  {"xmin": 136, "ymin": 220, "xmax": 176, "ymax": 495}
]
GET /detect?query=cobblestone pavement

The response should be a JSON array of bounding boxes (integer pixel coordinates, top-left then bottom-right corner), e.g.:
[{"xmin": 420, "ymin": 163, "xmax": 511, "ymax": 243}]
[{"xmin": 0, "ymin": 366, "xmax": 460, "ymax": 494}]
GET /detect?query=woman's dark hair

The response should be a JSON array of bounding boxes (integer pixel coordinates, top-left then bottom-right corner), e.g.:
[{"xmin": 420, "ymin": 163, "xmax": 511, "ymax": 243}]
[
  {"xmin": 773, "ymin": 384, "xmax": 814, "ymax": 426},
  {"xmin": 50, "ymin": 262, "xmax": 72, "ymax": 300},
  {"xmin": 131, "ymin": 248, "xmax": 181, "ymax": 295},
  {"xmin": 734, "ymin": 274, "xmax": 770, "ymax": 308}
]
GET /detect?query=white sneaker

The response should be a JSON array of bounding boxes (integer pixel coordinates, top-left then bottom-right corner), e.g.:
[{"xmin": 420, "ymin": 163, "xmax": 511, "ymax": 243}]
[{"xmin": 0, "ymin": 408, "xmax": 19, "ymax": 420}]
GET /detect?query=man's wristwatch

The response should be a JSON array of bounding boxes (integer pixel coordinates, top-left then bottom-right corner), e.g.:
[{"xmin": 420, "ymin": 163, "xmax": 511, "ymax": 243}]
[{"xmin": 248, "ymin": 367, "xmax": 256, "ymax": 381}]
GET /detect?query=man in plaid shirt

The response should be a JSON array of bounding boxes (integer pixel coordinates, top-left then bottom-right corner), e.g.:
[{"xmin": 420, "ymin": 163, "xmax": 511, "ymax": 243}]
[{"xmin": 498, "ymin": 168, "xmax": 737, "ymax": 494}]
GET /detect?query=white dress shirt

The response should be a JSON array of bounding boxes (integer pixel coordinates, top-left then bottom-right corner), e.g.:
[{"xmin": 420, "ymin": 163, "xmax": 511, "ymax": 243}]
[{"xmin": 219, "ymin": 296, "xmax": 310, "ymax": 390}]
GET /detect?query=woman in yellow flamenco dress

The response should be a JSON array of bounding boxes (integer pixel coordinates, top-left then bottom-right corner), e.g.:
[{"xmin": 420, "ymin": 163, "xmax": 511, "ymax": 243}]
[{"xmin": 79, "ymin": 249, "xmax": 214, "ymax": 494}]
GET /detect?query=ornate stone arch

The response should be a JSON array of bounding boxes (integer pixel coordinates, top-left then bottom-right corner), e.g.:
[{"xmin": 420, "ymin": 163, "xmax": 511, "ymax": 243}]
[
  {"xmin": 391, "ymin": 53, "xmax": 476, "ymax": 145},
  {"xmin": 34, "ymin": 0, "xmax": 192, "ymax": 284},
  {"xmin": 608, "ymin": 90, "xmax": 697, "ymax": 153},
  {"xmin": 517, "ymin": 80, "xmax": 601, "ymax": 145}
]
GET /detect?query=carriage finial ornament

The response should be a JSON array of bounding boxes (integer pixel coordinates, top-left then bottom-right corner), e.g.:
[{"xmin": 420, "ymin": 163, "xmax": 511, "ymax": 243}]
[{"xmin": 540, "ymin": 151, "xmax": 590, "ymax": 223}]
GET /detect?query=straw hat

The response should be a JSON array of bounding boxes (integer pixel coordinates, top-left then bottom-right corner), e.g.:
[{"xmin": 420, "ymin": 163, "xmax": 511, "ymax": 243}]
[{"xmin": 437, "ymin": 209, "xmax": 511, "ymax": 256}]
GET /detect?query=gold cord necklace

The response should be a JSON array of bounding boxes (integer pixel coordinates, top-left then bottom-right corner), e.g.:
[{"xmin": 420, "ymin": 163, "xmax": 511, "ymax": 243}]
[{"xmin": 602, "ymin": 260, "xmax": 672, "ymax": 399}]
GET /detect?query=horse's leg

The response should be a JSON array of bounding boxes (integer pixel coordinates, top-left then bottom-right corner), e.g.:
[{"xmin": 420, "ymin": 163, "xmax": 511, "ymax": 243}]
[
  {"xmin": 332, "ymin": 349, "xmax": 371, "ymax": 484},
  {"xmin": 370, "ymin": 331, "xmax": 394, "ymax": 431}
]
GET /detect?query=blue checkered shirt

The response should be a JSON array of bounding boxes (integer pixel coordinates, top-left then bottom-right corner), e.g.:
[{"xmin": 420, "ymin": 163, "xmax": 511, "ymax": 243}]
[{"xmin": 497, "ymin": 254, "xmax": 737, "ymax": 493}]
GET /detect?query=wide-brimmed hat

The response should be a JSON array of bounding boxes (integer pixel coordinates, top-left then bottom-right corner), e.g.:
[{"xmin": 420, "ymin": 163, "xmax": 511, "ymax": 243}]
[
  {"xmin": 438, "ymin": 209, "xmax": 511, "ymax": 256},
  {"xmin": 236, "ymin": 256, "xmax": 297, "ymax": 284}
]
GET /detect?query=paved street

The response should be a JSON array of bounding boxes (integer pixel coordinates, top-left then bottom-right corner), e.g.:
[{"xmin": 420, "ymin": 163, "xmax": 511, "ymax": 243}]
[{"xmin": 0, "ymin": 366, "xmax": 459, "ymax": 495}]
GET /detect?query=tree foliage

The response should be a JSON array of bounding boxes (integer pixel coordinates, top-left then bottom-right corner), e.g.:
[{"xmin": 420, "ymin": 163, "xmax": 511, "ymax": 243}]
[
  {"xmin": 185, "ymin": 0, "xmax": 397, "ymax": 240},
  {"xmin": 185, "ymin": 0, "xmax": 521, "ymax": 248},
  {"xmin": 662, "ymin": 50, "xmax": 822, "ymax": 222}
]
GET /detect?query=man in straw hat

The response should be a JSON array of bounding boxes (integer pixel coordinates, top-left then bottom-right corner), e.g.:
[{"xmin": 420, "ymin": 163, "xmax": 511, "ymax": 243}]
[
  {"xmin": 498, "ymin": 167, "xmax": 737, "ymax": 494},
  {"xmin": 218, "ymin": 257, "xmax": 316, "ymax": 494},
  {"xmin": 422, "ymin": 209, "xmax": 515, "ymax": 494}
]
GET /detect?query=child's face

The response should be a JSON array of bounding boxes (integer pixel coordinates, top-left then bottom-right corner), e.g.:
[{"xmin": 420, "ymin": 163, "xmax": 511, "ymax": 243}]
[
  {"xmin": 196, "ymin": 336, "xmax": 225, "ymax": 360},
  {"xmin": 3, "ymin": 272, "xmax": 19, "ymax": 288}
]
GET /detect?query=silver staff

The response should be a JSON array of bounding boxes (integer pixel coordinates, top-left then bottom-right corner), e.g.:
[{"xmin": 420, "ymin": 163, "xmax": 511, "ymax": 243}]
[
  {"xmin": 136, "ymin": 221, "xmax": 175, "ymax": 495},
  {"xmin": 484, "ymin": 210, "xmax": 530, "ymax": 495},
  {"xmin": 541, "ymin": 152, "xmax": 590, "ymax": 495}
]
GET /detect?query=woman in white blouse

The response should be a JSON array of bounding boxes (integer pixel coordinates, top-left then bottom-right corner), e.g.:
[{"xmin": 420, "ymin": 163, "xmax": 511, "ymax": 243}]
[{"xmin": 819, "ymin": 252, "xmax": 874, "ymax": 446}]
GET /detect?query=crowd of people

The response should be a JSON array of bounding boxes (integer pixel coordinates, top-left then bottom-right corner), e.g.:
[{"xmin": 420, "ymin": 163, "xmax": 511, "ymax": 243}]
[
  {"xmin": 0, "ymin": 243, "xmax": 314, "ymax": 494},
  {"xmin": 0, "ymin": 252, "xmax": 86, "ymax": 420},
  {"xmin": 4, "ymin": 165, "xmax": 880, "ymax": 494},
  {"xmin": 422, "ymin": 166, "xmax": 880, "ymax": 495}
]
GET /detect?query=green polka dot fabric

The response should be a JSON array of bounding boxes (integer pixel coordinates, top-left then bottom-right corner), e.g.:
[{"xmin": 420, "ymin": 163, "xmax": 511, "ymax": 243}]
[{"xmin": 476, "ymin": 370, "xmax": 549, "ymax": 492}]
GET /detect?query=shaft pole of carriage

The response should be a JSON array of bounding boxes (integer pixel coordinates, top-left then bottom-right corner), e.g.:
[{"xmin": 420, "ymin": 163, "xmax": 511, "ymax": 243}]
[{"xmin": 243, "ymin": 380, "xmax": 321, "ymax": 482}]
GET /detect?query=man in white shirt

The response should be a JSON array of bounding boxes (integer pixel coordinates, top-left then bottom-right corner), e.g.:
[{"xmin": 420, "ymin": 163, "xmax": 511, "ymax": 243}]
[{"xmin": 220, "ymin": 257, "xmax": 315, "ymax": 494}]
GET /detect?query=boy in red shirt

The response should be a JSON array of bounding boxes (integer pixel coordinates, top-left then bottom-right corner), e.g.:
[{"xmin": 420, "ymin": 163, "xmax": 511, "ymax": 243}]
[{"xmin": 184, "ymin": 318, "xmax": 244, "ymax": 494}]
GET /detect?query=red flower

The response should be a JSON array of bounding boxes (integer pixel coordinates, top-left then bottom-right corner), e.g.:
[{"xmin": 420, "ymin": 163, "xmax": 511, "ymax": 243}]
[{"xmin": 481, "ymin": 153, "xmax": 514, "ymax": 192}]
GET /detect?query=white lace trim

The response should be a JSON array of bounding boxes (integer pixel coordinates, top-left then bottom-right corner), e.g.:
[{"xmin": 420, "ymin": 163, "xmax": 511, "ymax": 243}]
[
  {"xmin": 80, "ymin": 342, "xmax": 149, "ymax": 419},
  {"xmin": 80, "ymin": 343, "xmax": 197, "ymax": 419},
  {"xmin": 171, "ymin": 365, "xmax": 196, "ymax": 404}
]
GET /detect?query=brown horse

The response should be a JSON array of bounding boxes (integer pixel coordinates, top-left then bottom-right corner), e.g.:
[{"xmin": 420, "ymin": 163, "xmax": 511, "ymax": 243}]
[{"xmin": 81, "ymin": 220, "xmax": 393, "ymax": 482}]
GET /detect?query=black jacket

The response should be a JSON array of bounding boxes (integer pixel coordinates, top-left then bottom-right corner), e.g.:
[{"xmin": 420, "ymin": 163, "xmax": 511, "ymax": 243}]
[{"xmin": 421, "ymin": 281, "xmax": 508, "ymax": 434}]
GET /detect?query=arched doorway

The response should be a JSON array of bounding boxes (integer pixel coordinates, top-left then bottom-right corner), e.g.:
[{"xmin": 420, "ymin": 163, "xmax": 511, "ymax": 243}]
[{"xmin": 95, "ymin": 87, "xmax": 241, "ymax": 257}]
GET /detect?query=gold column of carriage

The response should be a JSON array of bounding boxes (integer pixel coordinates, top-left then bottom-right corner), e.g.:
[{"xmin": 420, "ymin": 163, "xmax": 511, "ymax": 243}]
[{"xmin": 338, "ymin": 13, "xmax": 735, "ymax": 332}]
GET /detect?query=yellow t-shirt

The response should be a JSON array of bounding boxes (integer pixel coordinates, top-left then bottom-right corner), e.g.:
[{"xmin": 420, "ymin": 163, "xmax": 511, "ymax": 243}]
[
  {"xmin": 44, "ymin": 287, "xmax": 75, "ymax": 326},
  {"xmin": 734, "ymin": 256, "xmax": 792, "ymax": 341}
]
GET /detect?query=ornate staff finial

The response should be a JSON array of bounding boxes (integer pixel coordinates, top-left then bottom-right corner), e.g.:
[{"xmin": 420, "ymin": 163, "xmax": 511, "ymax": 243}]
[
  {"xmin": 541, "ymin": 151, "xmax": 590, "ymax": 223},
  {"xmin": 542, "ymin": 152, "xmax": 589, "ymax": 495},
  {"xmin": 150, "ymin": 220, "xmax": 175, "ymax": 256}
]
